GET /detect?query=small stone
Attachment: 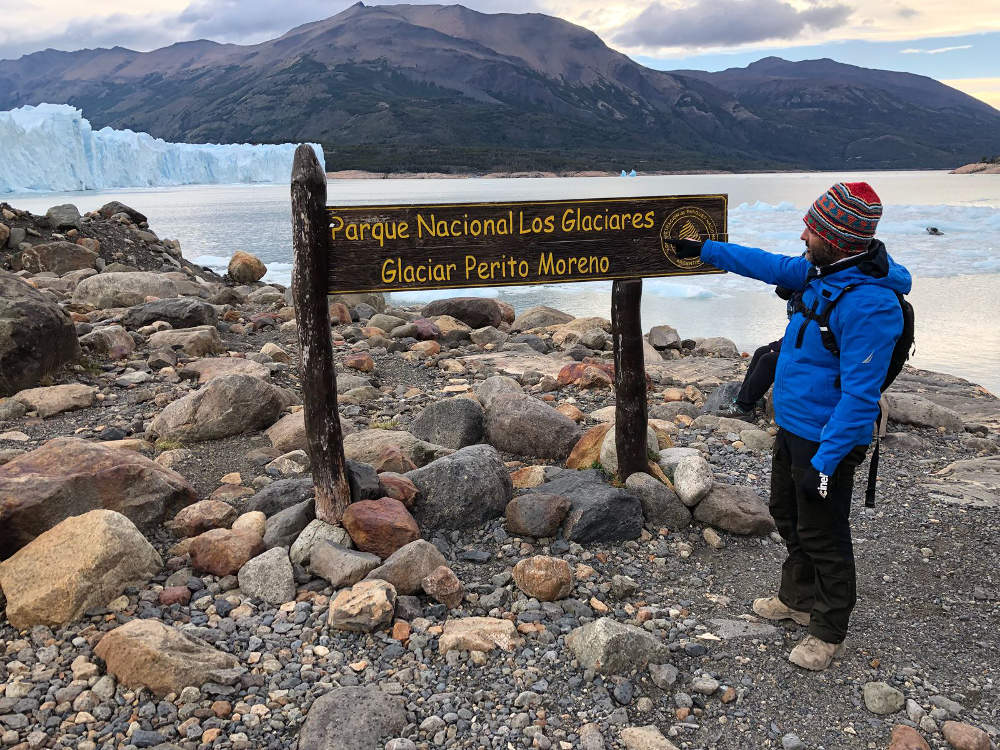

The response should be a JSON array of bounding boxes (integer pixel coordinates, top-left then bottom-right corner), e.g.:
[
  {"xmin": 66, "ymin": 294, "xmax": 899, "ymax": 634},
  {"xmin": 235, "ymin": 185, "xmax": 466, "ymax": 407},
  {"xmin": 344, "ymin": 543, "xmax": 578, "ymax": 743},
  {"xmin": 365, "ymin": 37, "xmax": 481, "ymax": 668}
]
[
  {"xmin": 941, "ymin": 721, "xmax": 990, "ymax": 750},
  {"xmin": 888, "ymin": 725, "xmax": 931, "ymax": 750},
  {"xmin": 328, "ymin": 579, "xmax": 396, "ymax": 632},
  {"xmin": 864, "ymin": 681, "xmax": 905, "ymax": 715},
  {"xmin": 781, "ymin": 733, "xmax": 806, "ymax": 750},
  {"xmin": 421, "ymin": 565, "xmax": 465, "ymax": 609},
  {"xmin": 512, "ymin": 555, "xmax": 572, "ymax": 601}
]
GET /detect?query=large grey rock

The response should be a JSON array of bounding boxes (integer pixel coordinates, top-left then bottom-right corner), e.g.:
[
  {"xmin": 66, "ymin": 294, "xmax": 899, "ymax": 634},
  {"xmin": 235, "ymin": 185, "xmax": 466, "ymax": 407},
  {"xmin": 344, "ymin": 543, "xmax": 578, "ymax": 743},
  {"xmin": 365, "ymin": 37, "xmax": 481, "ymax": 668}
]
[
  {"xmin": 624, "ymin": 472, "xmax": 691, "ymax": 530},
  {"xmin": 410, "ymin": 398, "xmax": 484, "ymax": 449},
  {"xmin": 484, "ymin": 393, "xmax": 581, "ymax": 460},
  {"xmin": 246, "ymin": 478, "xmax": 314, "ymax": 516},
  {"xmin": 297, "ymin": 686, "xmax": 406, "ymax": 750},
  {"xmin": 672, "ymin": 454, "xmax": 714, "ymax": 506},
  {"xmin": 364, "ymin": 539, "xmax": 448, "ymax": 595},
  {"xmin": 656, "ymin": 447, "xmax": 702, "ymax": 477},
  {"xmin": 44, "ymin": 204, "xmax": 81, "ymax": 230},
  {"xmin": 703, "ymin": 381, "xmax": 743, "ymax": 414},
  {"xmin": 98, "ymin": 201, "xmax": 147, "ymax": 224},
  {"xmin": 16, "ymin": 241, "xmax": 97, "ymax": 274},
  {"xmin": 884, "ymin": 392, "xmax": 965, "ymax": 432},
  {"xmin": 648, "ymin": 325, "xmax": 681, "ymax": 350},
  {"xmin": 289, "ymin": 519, "xmax": 352, "ymax": 566},
  {"xmin": 368, "ymin": 313, "xmax": 406, "ymax": 333},
  {"xmin": 405, "ymin": 445, "xmax": 512, "ymax": 530},
  {"xmin": 263, "ymin": 499, "xmax": 314, "ymax": 549},
  {"xmin": 343, "ymin": 429, "xmax": 451, "ymax": 468},
  {"xmin": 475, "ymin": 375, "xmax": 522, "ymax": 410},
  {"xmin": 79, "ymin": 325, "xmax": 135, "ymax": 359},
  {"xmin": 542, "ymin": 470, "xmax": 643, "ymax": 542},
  {"xmin": 650, "ymin": 402, "xmax": 701, "ymax": 421},
  {"xmin": 121, "ymin": 298, "xmax": 218, "ymax": 330},
  {"xmin": 511, "ymin": 305, "xmax": 573, "ymax": 332},
  {"xmin": 73, "ymin": 272, "xmax": 178, "ymax": 308},
  {"xmin": 0, "ymin": 271, "xmax": 80, "ymax": 396},
  {"xmin": 505, "ymin": 494, "xmax": 571, "ymax": 538},
  {"xmin": 309, "ymin": 542, "xmax": 380, "ymax": 588},
  {"xmin": 566, "ymin": 617, "xmax": 668, "ymax": 674},
  {"xmin": 693, "ymin": 337, "xmax": 740, "ymax": 357},
  {"xmin": 693, "ymin": 483, "xmax": 776, "ymax": 535},
  {"xmin": 599, "ymin": 425, "xmax": 658, "ymax": 476},
  {"xmin": 238, "ymin": 547, "xmax": 295, "ymax": 604},
  {"xmin": 421, "ymin": 297, "xmax": 502, "ymax": 329},
  {"xmin": 150, "ymin": 373, "xmax": 285, "ymax": 442},
  {"xmin": 147, "ymin": 326, "xmax": 224, "ymax": 357},
  {"xmin": 13, "ymin": 383, "xmax": 96, "ymax": 418}
]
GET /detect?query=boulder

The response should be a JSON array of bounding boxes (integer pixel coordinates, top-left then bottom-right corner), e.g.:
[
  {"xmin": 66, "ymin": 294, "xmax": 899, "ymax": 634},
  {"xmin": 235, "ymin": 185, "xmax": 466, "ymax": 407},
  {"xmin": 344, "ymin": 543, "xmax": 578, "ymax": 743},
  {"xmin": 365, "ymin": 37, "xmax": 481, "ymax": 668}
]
[
  {"xmin": 673, "ymin": 454, "xmax": 714, "ymax": 506},
  {"xmin": 79, "ymin": 325, "xmax": 135, "ymax": 359},
  {"xmin": 17, "ymin": 240, "xmax": 97, "ymax": 274},
  {"xmin": 410, "ymin": 398, "xmax": 484, "ymax": 449},
  {"xmin": 438, "ymin": 617, "xmax": 522, "ymax": 654},
  {"xmin": 565, "ymin": 423, "xmax": 614, "ymax": 470},
  {"xmin": 246, "ymin": 477, "xmax": 314, "ymax": 516},
  {"xmin": 656, "ymin": 447, "xmax": 702, "ymax": 476},
  {"xmin": 150, "ymin": 373, "xmax": 285, "ymax": 442},
  {"xmin": 44, "ymin": 203, "xmax": 82, "ymax": 230},
  {"xmin": 94, "ymin": 619, "xmax": 242, "ymax": 698},
  {"xmin": 167, "ymin": 499, "xmax": 238, "ymax": 537},
  {"xmin": 511, "ymin": 305, "xmax": 573, "ymax": 331},
  {"xmin": 566, "ymin": 617, "xmax": 668, "ymax": 673},
  {"xmin": 368, "ymin": 313, "xmax": 407, "ymax": 332},
  {"xmin": 505, "ymin": 493, "xmax": 571, "ymax": 538},
  {"xmin": 121, "ymin": 297, "xmax": 218, "ymax": 330},
  {"xmin": 342, "ymin": 497, "xmax": 420, "ymax": 559},
  {"xmin": 405, "ymin": 445, "xmax": 512, "ymax": 530},
  {"xmin": 189, "ymin": 528, "xmax": 265, "ymax": 576},
  {"xmin": 180, "ymin": 356, "xmax": 271, "ymax": 383},
  {"xmin": 227, "ymin": 251, "xmax": 267, "ymax": 283},
  {"xmin": 328, "ymin": 579, "xmax": 396, "ymax": 632},
  {"xmin": 147, "ymin": 326, "xmax": 224, "ymax": 357},
  {"xmin": 475, "ymin": 375, "xmax": 522, "ymax": 410},
  {"xmin": 344, "ymin": 429, "xmax": 451, "ymax": 468},
  {"xmin": 265, "ymin": 411, "xmax": 353, "ymax": 454},
  {"xmin": 297, "ymin": 686, "xmax": 406, "ymax": 750},
  {"xmin": 0, "ymin": 509, "xmax": 162, "ymax": 629},
  {"xmin": 941, "ymin": 721, "xmax": 990, "ymax": 750},
  {"xmin": 378, "ymin": 472, "xmax": 419, "ymax": 507},
  {"xmin": 599, "ymin": 425, "xmax": 659, "ymax": 476},
  {"xmin": 0, "ymin": 271, "xmax": 80, "ymax": 396},
  {"xmin": 702, "ymin": 381, "xmax": 743, "ymax": 415},
  {"xmin": 421, "ymin": 565, "xmax": 464, "ymax": 608},
  {"xmin": 13, "ymin": 383, "xmax": 96, "ymax": 418},
  {"xmin": 263, "ymin": 499, "xmax": 314, "ymax": 549},
  {"xmin": 310, "ymin": 542, "xmax": 381, "ymax": 588},
  {"xmin": 421, "ymin": 297, "xmax": 502, "ymax": 329},
  {"xmin": 693, "ymin": 483, "xmax": 776, "ymax": 535},
  {"xmin": 648, "ymin": 325, "xmax": 682, "ymax": 350},
  {"xmin": 693, "ymin": 337, "xmax": 739, "ymax": 357},
  {"xmin": 237, "ymin": 547, "xmax": 296, "ymax": 604},
  {"xmin": 98, "ymin": 201, "xmax": 147, "ymax": 223},
  {"xmin": 73, "ymin": 272, "xmax": 178, "ymax": 308},
  {"xmin": 542, "ymin": 470, "xmax": 643, "ymax": 542},
  {"xmin": 289, "ymin": 518, "xmax": 352, "ymax": 566},
  {"xmin": 484, "ymin": 393, "xmax": 581, "ymax": 460},
  {"xmin": 512, "ymin": 556, "xmax": 572, "ymax": 601},
  {"xmin": 364, "ymin": 539, "xmax": 447, "ymax": 595},
  {"xmin": 624, "ymin": 472, "xmax": 691, "ymax": 530},
  {"xmin": 884, "ymin": 393, "xmax": 965, "ymax": 432},
  {"xmin": 469, "ymin": 326, "xmax": 508, "ymax": 347},
  {"xmin": 0, "ymin": 438, "xmax": 195, "ymax": 556}
]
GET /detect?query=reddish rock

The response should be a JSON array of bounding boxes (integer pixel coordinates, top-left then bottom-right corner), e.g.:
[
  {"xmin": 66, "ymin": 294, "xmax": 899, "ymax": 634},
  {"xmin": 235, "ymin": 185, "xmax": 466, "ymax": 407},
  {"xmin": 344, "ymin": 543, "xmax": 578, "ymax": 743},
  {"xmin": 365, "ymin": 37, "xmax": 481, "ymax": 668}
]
[
  {"xmin": 505, "ymin": 494, "xmax": 571, "ymax": 538},
  {"xmin": 942, "ymin": 721, "xmax": 990, "ymax": 750},
  {"xmin": 329, "ymin": 302, "xmax": 351, "ymax": 324},
  {"xmin": 421, "ymin": 298, "xmax": 502, "ymax": 329},
  {"xmin": 512, "ymin": 556, "xmax": 573, "ymax": 601},
  {"xmin": 888, "ymin": 726, "xmax": 931, "ymax": 750},
  {"xmin": 557, "ymin": 362, "xmax": 615, "ymax": 387},
  {"xmin": 577, "ymin": 366, "xmax": 614, "ymax": 389},
  {"xmin": 498, "ymin": 301, "xmax": 515, "ymax": 324},
  {"xmin": 167, "ymin": 499, "xmax": 238, "ymax": 538},
  {"xmin": 209, "ymin": 484, "xmax": 255, "ymax": 504},
  {"xmin": 555, "ymin": 403, "xmax": 585, "ymax": 422},
  {"xmin": 409, "ymin": 340, "xmax": 441, "ymax": 357},
  {"xmin": 564, "ymin": 423, "xmax": 613, "ymax": 470},
  {"xmin": 76, "ymin": 237, "xmax": 100, "ymax": 253},
  {"xmin": 410, "ymin": 318, "xmax": 440, "ymax": 340},
  {"xmin": 377, "ymin": 473, "xmax": 419, "ymax": 508},
  {"xmin": 249, "ymin": 312, "xmax": 282, "ymax": 331},
  {"xmin": 342, "ymin": 497, "xmax": 420, "ymax": 559},
  {"xmin": 159, "ymin": 586, "xmax": 192, "ymax": 606},
  {"xmin": 188, "ymin": 528, "xmax": 265, "ymax": 577},
  {"xmin": 371, "ymin": 446, "xmax": 418, "ymax": 474},
  {"xmin": 510, "ymin": 466, "xmax": 546, "ymax": 489},
  {"xmin": 421, "ymin": 565, "xmax": 464, "ymax": 608},
  {"xmin": 344, "ymin": 353, "xmax": 375, "ymax": 372},
  {"xmin": 227, "ymin": 251, "xmax": 266, "ymax": 283}
]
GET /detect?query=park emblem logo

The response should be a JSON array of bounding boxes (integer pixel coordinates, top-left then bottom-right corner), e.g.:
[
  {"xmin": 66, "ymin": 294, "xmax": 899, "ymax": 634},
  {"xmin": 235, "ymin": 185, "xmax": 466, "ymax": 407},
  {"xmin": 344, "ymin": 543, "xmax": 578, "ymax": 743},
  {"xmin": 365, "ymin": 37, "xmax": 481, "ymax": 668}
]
[{"xmin": 660, "ymin": 206, "xmax": 719, "ymax": 269}]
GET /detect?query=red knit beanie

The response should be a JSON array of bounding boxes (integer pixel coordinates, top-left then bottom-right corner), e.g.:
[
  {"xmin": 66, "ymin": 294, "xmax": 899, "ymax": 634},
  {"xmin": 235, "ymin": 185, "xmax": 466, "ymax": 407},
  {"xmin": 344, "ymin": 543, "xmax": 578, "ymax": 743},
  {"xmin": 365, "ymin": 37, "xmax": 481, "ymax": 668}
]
[{"xmin": 803, "ymin": 182, "xmax": 882, "ymax": 253}]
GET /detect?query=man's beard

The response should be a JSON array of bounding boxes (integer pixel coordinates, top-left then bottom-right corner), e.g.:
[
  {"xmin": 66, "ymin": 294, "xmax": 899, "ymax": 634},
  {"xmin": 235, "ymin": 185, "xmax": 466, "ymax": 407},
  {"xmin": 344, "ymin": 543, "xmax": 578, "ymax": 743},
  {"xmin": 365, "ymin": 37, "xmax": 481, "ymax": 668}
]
[{"xmin": 806, "ymin": 242, "xmax": 842, "ymax": 267}]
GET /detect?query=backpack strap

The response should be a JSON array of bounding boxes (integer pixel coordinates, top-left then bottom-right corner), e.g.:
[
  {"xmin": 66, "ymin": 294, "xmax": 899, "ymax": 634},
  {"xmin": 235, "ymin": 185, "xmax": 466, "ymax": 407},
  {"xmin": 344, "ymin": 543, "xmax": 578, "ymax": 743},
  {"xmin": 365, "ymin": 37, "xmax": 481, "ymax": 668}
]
[{"xmin": 789, "ymin": 285, "xmax": 856, "ymax": 356}]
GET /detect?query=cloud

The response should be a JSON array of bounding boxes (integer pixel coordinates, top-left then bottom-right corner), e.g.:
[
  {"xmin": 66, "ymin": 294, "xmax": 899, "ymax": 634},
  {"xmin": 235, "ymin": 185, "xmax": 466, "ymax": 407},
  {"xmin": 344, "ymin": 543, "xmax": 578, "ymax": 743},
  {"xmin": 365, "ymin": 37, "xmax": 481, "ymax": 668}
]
[
  {"xmin": 900, "ymin": 44, "xmax": 973, "ymax": 54},
  {"xmin": 613, "ymin": 0, "xmax": 852, "ymax": 49}
]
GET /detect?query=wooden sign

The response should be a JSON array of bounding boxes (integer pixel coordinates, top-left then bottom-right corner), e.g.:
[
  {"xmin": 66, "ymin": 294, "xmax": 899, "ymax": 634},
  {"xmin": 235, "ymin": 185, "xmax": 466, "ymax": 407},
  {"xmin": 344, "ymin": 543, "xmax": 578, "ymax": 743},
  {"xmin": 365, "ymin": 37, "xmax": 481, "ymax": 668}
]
[{"xmin": 327, "ymin": 195, "xmax": 727, "ymax": 293}]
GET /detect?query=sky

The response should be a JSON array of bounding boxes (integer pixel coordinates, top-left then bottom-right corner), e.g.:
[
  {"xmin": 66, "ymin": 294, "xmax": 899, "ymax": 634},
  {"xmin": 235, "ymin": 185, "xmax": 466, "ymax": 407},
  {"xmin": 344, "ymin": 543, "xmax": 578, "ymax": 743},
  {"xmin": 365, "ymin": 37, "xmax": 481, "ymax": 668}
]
[{"xmin": 1, "ymin": 0, "xmax": 998, "ymax": 108}]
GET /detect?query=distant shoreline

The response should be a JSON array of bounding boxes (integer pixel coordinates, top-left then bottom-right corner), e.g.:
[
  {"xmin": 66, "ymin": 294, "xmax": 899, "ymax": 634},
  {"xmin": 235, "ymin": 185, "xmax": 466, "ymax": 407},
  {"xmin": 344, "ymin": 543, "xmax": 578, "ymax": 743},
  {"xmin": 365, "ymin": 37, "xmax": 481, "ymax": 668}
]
[
  {"xmin": 325, "ymin": 169, "xmax": 738, "ymax": 180},
  {"xmin": 951, "ymin": 162, "xmax": 1000, "ymax": 174}
]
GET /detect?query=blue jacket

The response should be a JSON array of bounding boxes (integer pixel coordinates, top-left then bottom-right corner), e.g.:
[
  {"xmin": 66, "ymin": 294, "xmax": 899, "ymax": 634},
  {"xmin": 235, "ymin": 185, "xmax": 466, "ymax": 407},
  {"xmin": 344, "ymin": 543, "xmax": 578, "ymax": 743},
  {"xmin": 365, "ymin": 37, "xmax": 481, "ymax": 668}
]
[{"xmin": 701, "ymin": 239, "xmax": 912, "ymax": 475}]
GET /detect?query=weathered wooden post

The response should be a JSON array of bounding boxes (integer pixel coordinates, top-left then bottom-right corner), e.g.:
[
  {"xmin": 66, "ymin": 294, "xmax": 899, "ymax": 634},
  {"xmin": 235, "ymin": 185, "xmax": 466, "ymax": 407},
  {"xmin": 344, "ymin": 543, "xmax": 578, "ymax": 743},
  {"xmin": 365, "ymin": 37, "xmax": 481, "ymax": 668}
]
[
  {"xmin": 290, "ymin": 144, "xmax": 351, "ymax": 523},
  {"xmin": 612, "ymin": 279, "xmax": 648, "ymax": 480}
]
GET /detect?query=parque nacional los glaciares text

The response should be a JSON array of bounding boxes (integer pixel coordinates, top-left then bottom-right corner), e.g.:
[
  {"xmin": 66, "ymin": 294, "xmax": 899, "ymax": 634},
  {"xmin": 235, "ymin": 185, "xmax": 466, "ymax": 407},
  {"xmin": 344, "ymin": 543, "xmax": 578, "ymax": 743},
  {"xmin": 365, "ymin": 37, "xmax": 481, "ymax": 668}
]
[{"xmin": 326, "ymin": 195, "xmax": 728, "ymax": 294}]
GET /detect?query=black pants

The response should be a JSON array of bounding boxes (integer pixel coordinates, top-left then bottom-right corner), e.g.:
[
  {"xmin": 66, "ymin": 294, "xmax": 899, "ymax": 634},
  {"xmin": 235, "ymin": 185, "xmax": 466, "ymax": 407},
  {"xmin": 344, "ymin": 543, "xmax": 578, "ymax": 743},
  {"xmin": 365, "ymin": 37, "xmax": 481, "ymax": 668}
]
[
  {"xmin": 736, "ymin": 340, "xmax": 781, "ymax": 410},
  {"xmin": 770, "ymin": 428, "xmax": 867, "ymax": 643}
]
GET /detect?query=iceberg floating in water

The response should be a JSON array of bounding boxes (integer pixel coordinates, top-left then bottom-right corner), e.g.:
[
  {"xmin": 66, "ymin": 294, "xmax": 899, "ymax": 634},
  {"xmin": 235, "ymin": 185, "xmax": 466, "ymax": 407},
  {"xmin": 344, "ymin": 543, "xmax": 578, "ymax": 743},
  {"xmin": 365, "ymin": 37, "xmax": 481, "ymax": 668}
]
[{"xmin": 0, "ymin": 103, "xmax": 325, "ymax": 193}]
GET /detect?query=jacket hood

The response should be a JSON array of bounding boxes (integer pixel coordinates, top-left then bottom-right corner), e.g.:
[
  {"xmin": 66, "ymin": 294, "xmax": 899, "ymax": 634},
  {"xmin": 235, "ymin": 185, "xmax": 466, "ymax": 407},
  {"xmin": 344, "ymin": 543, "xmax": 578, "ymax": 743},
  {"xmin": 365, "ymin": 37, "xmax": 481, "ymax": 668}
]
[{"xmin": 812, "ymin": 239, "xmax": 912, "ymax": 295}]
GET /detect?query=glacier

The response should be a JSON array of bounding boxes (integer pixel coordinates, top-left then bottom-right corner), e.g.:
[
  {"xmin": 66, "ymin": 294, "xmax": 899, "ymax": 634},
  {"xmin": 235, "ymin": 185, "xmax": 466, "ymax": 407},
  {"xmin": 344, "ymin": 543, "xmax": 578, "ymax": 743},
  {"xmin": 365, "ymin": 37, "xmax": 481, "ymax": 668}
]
[{"xmin": 0, "ymin": 103, "xmax": 325, "ymax": 193}]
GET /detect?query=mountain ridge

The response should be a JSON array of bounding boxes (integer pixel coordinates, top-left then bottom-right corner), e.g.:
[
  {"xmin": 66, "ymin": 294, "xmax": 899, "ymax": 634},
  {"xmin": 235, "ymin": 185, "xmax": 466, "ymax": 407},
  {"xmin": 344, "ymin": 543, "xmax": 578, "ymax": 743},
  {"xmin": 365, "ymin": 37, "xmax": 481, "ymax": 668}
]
[{"xmin": 1, "ymin": 3, "xmax": 997, "ymax": 173}]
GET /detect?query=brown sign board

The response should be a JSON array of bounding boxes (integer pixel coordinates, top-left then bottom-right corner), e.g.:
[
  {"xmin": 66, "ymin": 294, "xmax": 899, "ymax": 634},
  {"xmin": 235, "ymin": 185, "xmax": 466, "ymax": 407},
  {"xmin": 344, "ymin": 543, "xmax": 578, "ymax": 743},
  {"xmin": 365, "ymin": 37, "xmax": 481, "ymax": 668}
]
[{"xmin": 326, "ymin": 195, "xmax": 727, "ymax": 294}]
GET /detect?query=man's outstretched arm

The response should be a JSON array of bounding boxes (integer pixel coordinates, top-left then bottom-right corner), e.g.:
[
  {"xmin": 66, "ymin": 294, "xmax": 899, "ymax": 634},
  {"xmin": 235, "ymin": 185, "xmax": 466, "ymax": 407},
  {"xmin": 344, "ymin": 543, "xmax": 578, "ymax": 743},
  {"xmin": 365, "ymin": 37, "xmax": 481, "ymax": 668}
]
[{"xmin": 666, "ymin": 238, "xmax": 812, "ymax": 290}]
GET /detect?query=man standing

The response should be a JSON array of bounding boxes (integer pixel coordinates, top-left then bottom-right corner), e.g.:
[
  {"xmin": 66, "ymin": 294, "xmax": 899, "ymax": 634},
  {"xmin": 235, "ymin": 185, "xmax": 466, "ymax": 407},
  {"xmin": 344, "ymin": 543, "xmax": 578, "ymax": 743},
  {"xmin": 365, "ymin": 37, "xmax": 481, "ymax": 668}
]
[{"xmin": 665, "ymin": 182, "xmax": 911, "ymax": 670}]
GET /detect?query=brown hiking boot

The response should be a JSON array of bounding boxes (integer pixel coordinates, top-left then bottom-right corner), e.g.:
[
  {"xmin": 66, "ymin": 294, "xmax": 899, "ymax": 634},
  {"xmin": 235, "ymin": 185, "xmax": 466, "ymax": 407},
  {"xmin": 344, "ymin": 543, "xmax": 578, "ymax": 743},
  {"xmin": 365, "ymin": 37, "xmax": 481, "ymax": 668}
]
[
  {"xmin": 788, "ymin": 634, "xmax": 844, "ymax": 671},
  {"xmin": 752, "ymin": 596, "xmax": 810, "ymax": 626}
]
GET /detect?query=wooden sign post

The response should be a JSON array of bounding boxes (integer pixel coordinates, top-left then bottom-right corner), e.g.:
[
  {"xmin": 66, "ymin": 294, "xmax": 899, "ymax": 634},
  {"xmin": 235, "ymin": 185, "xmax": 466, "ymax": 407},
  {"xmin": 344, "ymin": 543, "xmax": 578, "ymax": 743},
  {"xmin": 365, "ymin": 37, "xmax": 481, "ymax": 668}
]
[{"xmin": 291, "ymin": 142, "xmax": 727, "ymax": 515}]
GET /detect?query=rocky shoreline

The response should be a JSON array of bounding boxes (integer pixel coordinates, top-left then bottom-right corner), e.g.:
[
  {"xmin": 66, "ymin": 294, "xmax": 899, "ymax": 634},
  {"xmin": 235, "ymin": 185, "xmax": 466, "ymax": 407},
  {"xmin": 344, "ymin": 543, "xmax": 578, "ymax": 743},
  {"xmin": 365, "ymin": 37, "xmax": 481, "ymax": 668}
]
[{"xmin": 1, "ymin": 199, "xmax": 999, "ymax": 750}]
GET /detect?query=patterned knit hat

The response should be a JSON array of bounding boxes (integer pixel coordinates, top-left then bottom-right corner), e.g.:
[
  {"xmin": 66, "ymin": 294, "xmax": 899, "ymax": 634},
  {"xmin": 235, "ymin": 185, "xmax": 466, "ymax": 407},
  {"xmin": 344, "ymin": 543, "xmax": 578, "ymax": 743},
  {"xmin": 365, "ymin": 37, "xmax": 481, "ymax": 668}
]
[{"xmin": 803, "ymin": 182, "xmax": 882, "ymax": 253}]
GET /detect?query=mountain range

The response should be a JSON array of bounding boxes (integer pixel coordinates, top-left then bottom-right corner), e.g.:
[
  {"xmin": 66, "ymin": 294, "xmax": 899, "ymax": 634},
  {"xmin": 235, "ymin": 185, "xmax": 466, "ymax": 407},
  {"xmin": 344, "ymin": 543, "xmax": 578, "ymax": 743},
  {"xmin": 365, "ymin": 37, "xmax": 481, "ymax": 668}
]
[{"xmin": 2, "ymin": 2, "xmax": 998, "ymax": 173}]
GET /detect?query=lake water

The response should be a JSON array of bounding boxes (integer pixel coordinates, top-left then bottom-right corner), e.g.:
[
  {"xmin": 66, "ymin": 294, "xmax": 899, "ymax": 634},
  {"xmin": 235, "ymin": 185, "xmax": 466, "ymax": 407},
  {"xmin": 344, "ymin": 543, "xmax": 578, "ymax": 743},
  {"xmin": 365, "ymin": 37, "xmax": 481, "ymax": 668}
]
[{"xmin": 9, "ymin": 170, "xmax": 1000, "ymax": 394}]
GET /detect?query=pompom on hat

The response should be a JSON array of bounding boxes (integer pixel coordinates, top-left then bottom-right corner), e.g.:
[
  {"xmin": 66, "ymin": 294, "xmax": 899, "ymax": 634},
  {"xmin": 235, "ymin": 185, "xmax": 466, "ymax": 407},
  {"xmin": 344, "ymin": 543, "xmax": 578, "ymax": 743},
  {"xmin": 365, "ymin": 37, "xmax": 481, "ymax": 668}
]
[{"xmin": 803, "ymin": 182, "xmax": 882, "ymax": 253}]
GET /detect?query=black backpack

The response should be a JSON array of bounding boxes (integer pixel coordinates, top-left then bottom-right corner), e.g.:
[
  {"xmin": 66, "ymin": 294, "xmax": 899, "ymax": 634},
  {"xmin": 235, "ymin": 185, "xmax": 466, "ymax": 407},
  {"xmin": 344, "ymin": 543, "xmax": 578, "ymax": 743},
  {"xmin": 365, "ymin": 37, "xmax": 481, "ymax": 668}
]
[{"xmin": 790, "ymin": 286, "xmax": 915, "ymax": 506}]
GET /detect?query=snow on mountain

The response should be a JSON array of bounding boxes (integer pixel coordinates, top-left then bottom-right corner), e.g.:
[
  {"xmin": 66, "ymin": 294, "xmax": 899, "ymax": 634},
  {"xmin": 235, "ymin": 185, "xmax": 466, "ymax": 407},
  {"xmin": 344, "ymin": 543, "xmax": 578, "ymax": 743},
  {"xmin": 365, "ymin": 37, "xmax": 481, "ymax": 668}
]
[{"xmin": 0, "ymin": 103, "xmax": 324, "ymax": 193}]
